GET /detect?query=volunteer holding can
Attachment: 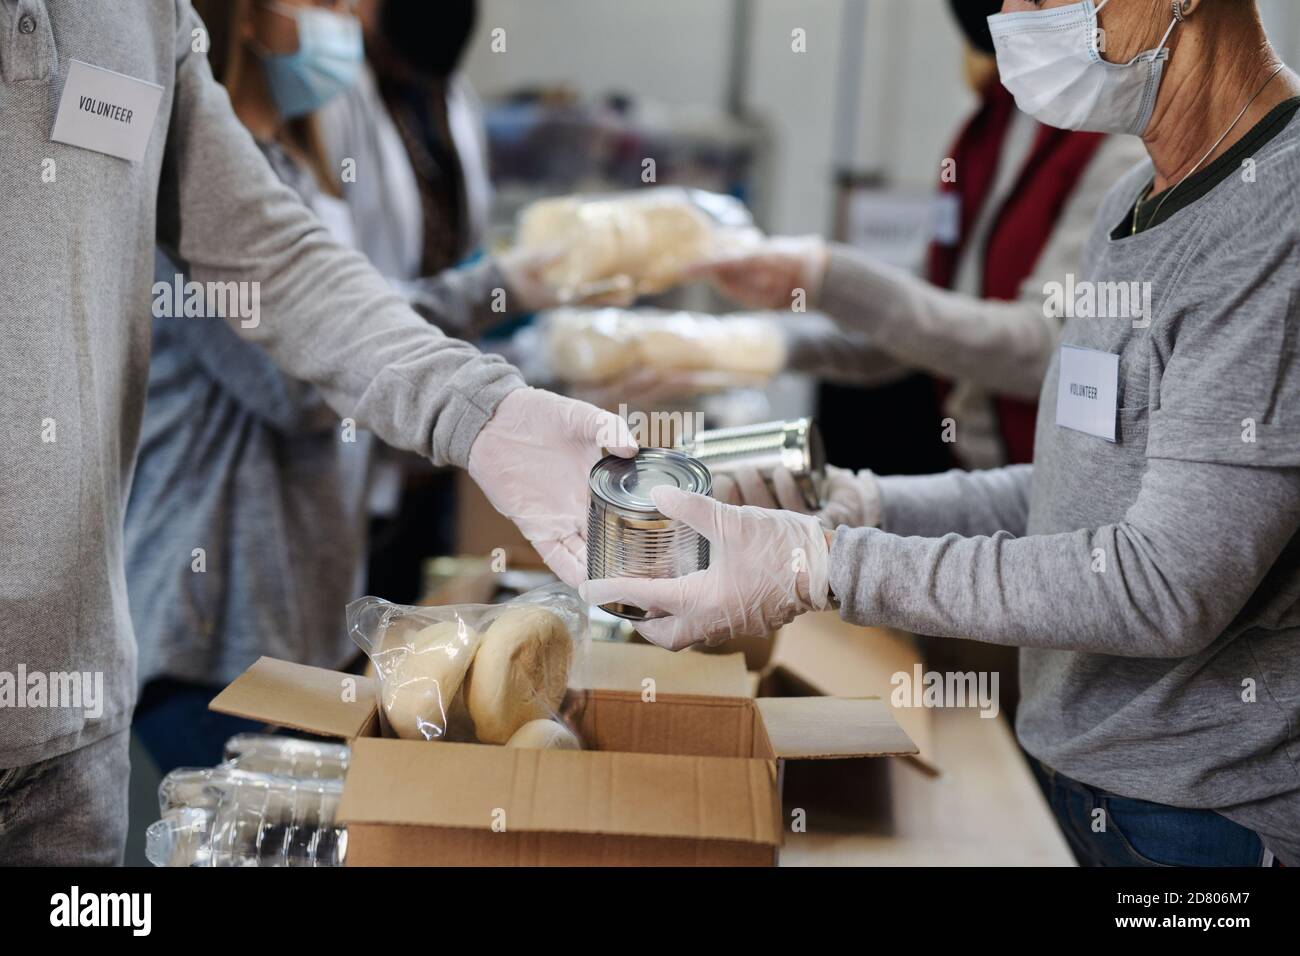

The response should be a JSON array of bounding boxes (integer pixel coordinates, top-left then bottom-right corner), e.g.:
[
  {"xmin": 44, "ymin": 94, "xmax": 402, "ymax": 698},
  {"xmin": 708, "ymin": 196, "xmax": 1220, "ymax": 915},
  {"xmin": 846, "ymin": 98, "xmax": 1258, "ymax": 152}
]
[
  {"xmin": 0, "ymin": 0, "xmax": 633, "ymax": 866},
  {"xmin": 583, "ymin": 0, "xmax": 1300, "ymax": 867}
]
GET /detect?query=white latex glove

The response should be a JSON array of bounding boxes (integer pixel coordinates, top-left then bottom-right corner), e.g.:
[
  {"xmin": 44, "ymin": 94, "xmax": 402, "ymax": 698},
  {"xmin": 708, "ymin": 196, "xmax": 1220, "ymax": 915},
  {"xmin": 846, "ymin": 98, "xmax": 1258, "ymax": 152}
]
[
  {"xmin": 497, "ymin": 246, "xmax": 638, "ymax": 312},
  {"xmin": 712, "ymin": 466, "xmax": 808, "ymax": 512},
  {"xmin": 715, "ymin": 465, "xmax": 882, "ymax": 531},
  {"xmin": 579, "ymin": 486, "xmax": 832, "ymax": 650},
  {"xmin": 468, "ymin": 387, "xmax": 637, "ymax": 587},
  {"xmin": 818, "ymin": 465, "xmax": 882, "ymax": 530},
  {"xmin": 687, "ymin": 236, "xmax": 829, "ymax": 311}
]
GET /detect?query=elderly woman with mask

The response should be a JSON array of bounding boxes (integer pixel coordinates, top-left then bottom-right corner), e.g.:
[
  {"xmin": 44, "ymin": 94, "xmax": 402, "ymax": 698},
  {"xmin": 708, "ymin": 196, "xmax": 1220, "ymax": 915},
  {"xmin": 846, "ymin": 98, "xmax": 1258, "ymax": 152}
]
[{"xmin": 584, "ymin": 0, "xmax": 1300, "ymax": 867}]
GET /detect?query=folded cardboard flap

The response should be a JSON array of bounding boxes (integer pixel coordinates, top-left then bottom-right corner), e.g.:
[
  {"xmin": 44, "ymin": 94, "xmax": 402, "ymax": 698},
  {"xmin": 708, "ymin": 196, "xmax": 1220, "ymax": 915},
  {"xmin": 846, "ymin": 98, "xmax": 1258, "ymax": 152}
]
[
  {"xmin": 336, "ymin": 737, "xmax": 783, "ymax": 846},
  {"xmin": 209, "ymin": 657, "xmax": 380, "ymax": 740},
  {"xmin": 208, "ymin": 653, "xmax": 918, "ymax": 763},
  {"xmin": 769, "ymin": 614, "xmax": 939, "ymax": 774},
  {"xmin": 577, "ymin": 640, "xmax": 749, "ymax": 697},
  {"xmin": 755, "ymin": 697, "xmax": 918, "ymax": 760}
]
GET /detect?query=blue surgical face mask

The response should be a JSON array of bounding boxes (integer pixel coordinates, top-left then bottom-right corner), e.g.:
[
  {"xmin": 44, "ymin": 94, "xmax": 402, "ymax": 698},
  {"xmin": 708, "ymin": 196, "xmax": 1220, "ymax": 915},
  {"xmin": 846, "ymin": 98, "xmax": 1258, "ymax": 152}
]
[{"xmin": 256, "ymin": 2, "xmax": 363, "ymax": 120}]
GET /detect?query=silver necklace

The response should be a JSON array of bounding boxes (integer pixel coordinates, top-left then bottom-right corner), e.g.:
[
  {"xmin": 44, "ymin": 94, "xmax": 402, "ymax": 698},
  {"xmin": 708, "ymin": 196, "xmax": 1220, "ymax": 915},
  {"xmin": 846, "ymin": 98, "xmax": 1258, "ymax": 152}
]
[{"xmin": 1133, "ymin": 63, "xmax": 1286, "ymax": 235}]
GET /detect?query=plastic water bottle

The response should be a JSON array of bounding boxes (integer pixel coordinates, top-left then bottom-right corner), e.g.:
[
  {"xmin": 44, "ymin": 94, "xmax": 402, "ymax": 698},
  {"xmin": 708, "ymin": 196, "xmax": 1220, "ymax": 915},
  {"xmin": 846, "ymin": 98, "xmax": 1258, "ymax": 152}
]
[
  {"xmin": 147, "ymin": 766, "xmax": 346, "ymax": 867},
  {"xmin": 221, "ymin": 733, "xmax": 350, "ymax": 780}
]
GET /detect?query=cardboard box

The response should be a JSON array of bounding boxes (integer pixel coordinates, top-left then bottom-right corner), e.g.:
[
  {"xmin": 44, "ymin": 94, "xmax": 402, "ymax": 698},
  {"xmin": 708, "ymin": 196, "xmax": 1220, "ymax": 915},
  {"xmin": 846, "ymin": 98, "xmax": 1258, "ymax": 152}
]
[
  {"xmin": 742, "ymin": 613, "xmax": 942, "ymax": 828},
  {"xmin": 210, "ymin": 641, "xmax": 917, "ymax": 866},
  {"xmin": 764, "ymin": 612, "xmax": 938, "ymax": 775},
  {"xmin": 693, "ymin": 630, "xmax": 777, "ymax": 672}
]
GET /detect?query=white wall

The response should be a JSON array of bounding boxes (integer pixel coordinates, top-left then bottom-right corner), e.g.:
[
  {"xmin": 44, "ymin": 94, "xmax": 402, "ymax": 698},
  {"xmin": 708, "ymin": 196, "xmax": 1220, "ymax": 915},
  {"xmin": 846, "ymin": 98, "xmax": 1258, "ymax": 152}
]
[
  {"xmin": 1260, "ymin": 0, "xmax": 1300, "ymax": 62},
  {"xmin": 739, "ymin": 0, "xmax": 847, "ymax": 235},
  {"xmin": 852, "ymin": 0, "xmax": 973, "ymax": 189},
  {"xmin": 465, "ymin": 0, "xmax": 1300, "ymax": 236},
  {"xmin": 462, "ymin": 0, "xmax": 734, "ymax": 109}
]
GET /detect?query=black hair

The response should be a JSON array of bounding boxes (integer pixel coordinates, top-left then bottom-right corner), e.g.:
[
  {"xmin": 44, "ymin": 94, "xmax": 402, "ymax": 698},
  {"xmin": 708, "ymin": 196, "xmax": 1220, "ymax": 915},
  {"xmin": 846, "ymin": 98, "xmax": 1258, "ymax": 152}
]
[
  {"xmin": 379, "ymin": 0, "xmax": 478, "ymax": 78},
  {"xmin": 947, "ymin": 0, "xmax": 1004, "ymax": 55}
]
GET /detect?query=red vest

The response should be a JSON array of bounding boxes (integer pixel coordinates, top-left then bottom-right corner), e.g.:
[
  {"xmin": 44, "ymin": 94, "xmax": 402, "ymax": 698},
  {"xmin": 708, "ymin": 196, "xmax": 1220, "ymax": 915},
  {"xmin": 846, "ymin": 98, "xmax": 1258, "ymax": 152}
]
[{"xmin": 927, "ymin": 83, "xmax": 1106, "ymax": 464}]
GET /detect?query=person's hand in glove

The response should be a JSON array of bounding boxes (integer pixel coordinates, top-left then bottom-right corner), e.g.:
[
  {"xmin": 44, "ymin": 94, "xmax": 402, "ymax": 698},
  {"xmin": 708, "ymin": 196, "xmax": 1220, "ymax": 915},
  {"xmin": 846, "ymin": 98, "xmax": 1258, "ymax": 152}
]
[
  {"xmin": 497, "ymin": 246, "xmax": 638, "ymax": 312},
  {"xmin": 468, "ymin": 387, "xmax": 637, "ymax": 587},
  {"xmin": 715, "ymin": 465, "xmax": 882, "ymax": 530},
  {"xmin": 687, "ymin": 236, "xmax": 829, "ymax": 311},
  {"xmin": 579, "ymin": 486, "xmax": 833, "ymax": 650}
]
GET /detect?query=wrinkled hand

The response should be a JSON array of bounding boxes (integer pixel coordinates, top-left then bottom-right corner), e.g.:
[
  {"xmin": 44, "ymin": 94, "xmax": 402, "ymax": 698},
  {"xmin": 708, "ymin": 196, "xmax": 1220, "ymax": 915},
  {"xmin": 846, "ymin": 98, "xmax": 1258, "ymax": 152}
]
[
  {"xmin": 497, "ymin": 246, "xmax": 638, "ymax": 312},
  {"xmin": 579, "ymin": 485, "xmax": 831, "ymax": 650},
  {"xmin": 468, "ymin": 387, "xmax": 637, "ymax": 587},
  {"xmin": 716, "ymin": 464, "xmax": 881, "ymax": 531},
  {"xmin": 686, "ymin": 236, "xmax": 829, "ymax": 311}
]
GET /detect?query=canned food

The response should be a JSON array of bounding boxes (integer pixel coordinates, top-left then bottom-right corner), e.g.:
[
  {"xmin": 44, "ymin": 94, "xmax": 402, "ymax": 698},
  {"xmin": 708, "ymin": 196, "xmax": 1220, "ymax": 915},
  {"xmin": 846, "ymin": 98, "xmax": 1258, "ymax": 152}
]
[
  {"xmin": 677, "ymin": 417, "xmax": 825, "ymax": 510},
  {"xmin": 586, "ymin": 449, "xmax": 712, "ymax": 620}
]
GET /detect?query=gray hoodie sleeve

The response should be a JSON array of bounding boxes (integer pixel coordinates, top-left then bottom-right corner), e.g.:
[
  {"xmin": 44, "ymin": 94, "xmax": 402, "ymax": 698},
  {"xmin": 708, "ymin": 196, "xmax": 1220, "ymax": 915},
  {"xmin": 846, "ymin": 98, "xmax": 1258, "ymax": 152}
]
[
  {"xmin": 780, "ymin": 314, "xmax": 911, "ymax": 386},
  {"xmin": 155, "ymin": 1, "xmax": 522, "ymax": 469},
  {"xmin": 876, "ymin": 465, "xmax": 1034, "ymax": 538},
  {"xmin": 831, "ymin": 457, "xmax": 1300, "ymax": 658},
  {"xmin": 809, "ymin": 136, "xmax": 1146, "ymax": 394},
  {"xmin": 393, "ymin": 259, "xmax": 523, "ymax": 342},
  {"xmin": 816, "ymin": 245, "xmax": 1054, "ymax": 399}
]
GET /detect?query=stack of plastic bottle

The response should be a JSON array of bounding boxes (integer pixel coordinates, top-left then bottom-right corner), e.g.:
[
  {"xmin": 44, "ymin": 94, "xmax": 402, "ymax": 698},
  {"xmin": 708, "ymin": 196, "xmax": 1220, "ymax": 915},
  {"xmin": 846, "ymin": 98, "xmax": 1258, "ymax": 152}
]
[{"xmin": 145, "ymin": 735, "xmax": 351, "ymax": 867}]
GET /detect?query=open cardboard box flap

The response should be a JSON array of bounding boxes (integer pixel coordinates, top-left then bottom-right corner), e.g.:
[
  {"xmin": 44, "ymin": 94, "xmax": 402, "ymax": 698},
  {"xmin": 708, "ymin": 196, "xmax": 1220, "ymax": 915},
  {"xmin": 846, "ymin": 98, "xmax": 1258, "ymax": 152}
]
[
  {"xmin": 209, "ymin": 645, "xmax": 749, "ymax": 741},
  {"xmin": 769, "ymin": 614, "xmax": 940, "ymax": 775},
  {"xmin": 755, "ymin": 696, "xmax": 918, "ymax": 760},
  {"xmin": 209, "ymin": 651, "xmax": 919, "ymax": 764},
  {"xmin": 336, "ymin": 738, "xmax": 783, "ymax": 846},
  {"xmin": 209, "ymin": 656, "xmax": 379, "ymax": 740}
]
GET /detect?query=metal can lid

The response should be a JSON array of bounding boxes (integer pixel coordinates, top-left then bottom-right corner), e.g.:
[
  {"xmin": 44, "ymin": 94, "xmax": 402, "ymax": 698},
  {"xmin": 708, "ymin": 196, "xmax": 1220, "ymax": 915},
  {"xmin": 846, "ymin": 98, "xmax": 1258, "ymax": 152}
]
[{"xmin": 589, "ymin": 448, "xmax": 712, "ymax": 513}]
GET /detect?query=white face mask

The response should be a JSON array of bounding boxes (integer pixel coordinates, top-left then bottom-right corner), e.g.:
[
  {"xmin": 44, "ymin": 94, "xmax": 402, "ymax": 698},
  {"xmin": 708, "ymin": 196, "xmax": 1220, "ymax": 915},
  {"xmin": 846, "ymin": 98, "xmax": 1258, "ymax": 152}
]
[{"xmin": 987, "ymin": 0, "xmax": 1181, "ymax": 136}]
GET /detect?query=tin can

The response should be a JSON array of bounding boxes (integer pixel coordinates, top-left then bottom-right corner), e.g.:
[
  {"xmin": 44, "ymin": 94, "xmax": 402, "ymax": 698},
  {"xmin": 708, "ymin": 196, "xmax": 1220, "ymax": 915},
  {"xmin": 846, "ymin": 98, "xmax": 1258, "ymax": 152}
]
[
  {"xmin": 677, "ymin": 417, "xmax": 825, "ymax": 510},
  {"xmin": 586, "ymin": 449, "xmax": 712, "ymax": 621}
]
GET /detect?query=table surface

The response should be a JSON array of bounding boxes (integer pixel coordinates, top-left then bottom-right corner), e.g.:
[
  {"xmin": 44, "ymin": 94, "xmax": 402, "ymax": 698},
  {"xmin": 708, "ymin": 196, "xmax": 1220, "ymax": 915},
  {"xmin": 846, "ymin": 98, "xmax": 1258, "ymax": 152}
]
[{"xmin": 779, "ymin": 705, "xmax": 1077, "ymax": 866}]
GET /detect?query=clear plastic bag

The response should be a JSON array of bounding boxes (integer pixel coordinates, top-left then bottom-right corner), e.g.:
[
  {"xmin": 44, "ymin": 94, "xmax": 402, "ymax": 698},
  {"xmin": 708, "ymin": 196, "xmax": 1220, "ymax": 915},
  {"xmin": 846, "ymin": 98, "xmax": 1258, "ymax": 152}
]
[
  {"xmin": 146, "ymin": 767, "xmax": 346, "ymax": 868},
  {"xmin": 538, "ymin": 306, "xmax": 786, "ymax": 391},
  {"xmin": 515, "ymin": 186, "xmax": 760, "ymax": 302},
  {"xmin": 346, "ymin": 583, "xmax": 586, "ymax": 747}
]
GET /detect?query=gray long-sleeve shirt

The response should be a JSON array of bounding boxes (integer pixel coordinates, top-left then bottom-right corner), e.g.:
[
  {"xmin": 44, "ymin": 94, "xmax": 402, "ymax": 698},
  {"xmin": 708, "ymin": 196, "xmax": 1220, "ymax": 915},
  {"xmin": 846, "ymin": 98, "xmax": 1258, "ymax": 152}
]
[
  {"xmin": 126, "ymin": 140, "xmax": 515, "ymax": 691},
  {"xmin": 794, "ymin": 133, "xmax": 1147, "ymax": 468},
  {"xmin": 0, "ymin": 1, "xmax": 522, "ymax": 767},
  {"xmin": 795, "ymin": 135, "xmax": 1147, "ymax": 396},
  {"xmin": 828, "ymin": 114, "xmax": 1300, "ymax": 863}
]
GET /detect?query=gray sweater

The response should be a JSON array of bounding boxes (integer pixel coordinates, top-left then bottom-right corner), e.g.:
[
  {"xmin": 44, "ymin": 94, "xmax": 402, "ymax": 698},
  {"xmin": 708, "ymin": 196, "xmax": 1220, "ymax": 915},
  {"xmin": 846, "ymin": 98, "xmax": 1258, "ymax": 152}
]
[
  {"xmin": 0, "ymin": 1, "xmax": 522, "ymax": 766},
  {"xmin": 829, "ymin": 115, "xmax": 1300, "ymax": 863}
]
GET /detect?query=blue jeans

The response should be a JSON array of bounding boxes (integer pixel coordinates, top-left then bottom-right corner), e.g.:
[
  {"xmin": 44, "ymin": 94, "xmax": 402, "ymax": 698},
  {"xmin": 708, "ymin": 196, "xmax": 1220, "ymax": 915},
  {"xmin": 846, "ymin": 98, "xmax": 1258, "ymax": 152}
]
[
  {"xmin": 1029, "ymin": 757, "xmax": 1268, "ymax": 867},
  {"xmin": 132, "ymin": 679, "xmax": 263, "ymax": 776}
]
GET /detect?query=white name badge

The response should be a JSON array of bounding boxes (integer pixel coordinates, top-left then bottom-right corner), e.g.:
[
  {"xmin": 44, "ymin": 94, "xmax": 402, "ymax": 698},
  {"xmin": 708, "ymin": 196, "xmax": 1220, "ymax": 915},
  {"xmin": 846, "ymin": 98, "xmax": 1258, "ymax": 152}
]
[
  {"xmin": 1055, "ymin": 345, "xmax": 1119, "ymax": 442},
  {"xmin": 932, "ymin": 193, "xmax": 961, "ymax": 247},
  {"xmin": 50, "ymin": 60, "xmax": 164, "ymax": 163}
]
